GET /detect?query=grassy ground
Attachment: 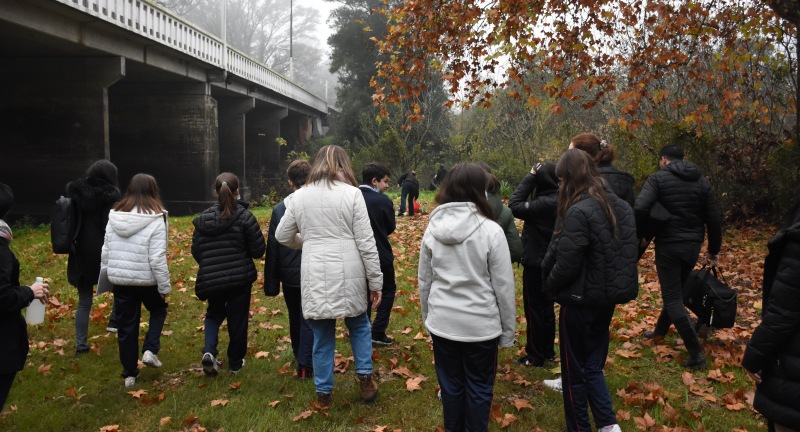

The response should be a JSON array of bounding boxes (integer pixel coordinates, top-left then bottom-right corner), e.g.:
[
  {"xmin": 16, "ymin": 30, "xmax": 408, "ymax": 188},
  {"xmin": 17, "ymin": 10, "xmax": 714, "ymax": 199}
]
[{"xmin": 0, "ymin": 190, "xmax": 770, "ymax": 431}]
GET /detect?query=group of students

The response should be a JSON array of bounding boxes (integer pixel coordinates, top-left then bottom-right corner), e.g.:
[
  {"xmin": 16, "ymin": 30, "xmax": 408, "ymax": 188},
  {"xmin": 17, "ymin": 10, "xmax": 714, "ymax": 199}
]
[{"xmin": 2, "ymin": 136, "xmax": 799, "ymax": 431}]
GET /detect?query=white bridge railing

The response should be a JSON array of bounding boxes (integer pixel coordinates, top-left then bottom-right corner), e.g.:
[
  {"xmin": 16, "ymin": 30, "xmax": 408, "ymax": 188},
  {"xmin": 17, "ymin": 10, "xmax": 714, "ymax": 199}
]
[{"xmin": 53, "ymin": 0, "xmax": 327, "ymax": 113}]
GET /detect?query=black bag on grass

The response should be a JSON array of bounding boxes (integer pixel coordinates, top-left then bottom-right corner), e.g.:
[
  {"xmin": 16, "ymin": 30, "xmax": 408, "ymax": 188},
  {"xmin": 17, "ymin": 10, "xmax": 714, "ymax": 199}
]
[{"xmin": 684, "ymin": 265, "xmax": 737, "ymax": 328}]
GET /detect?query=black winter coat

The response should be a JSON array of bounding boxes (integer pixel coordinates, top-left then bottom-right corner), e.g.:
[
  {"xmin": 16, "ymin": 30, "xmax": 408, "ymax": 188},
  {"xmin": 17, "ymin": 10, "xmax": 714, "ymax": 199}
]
[
  {"xmin": 508, "ymin": 173, "xmax": 558, "ymax": 268},
  {"xmin": 542, "ymin": 193, "xmax": 638, "ymax": 306},
  {"xmin": 191, "ymin": 202, "xmax": 266, "ymax": 300},
  {"xmin": 264, "ymin": 201, "xmax": 302, "ymax": 294},
  {"xmin": 360, "ymin": 187, "xmax": 396, "ymax": 266},
  {"xmin": 66, "ymin": 177, "xmax": 120, "ymax": 287},
  {"xmin": 742, "ymin": 223, "xmax": 800, "ymax": 429},
  {"xmin": 599, "ymin": 163, "xmax": 635, "ymax": 207},
  {"xmin": 634, "ymin": 160, "xmax": 722, "ymax": 254},
  {"xmin": 0, "ymin": 238, "xmax": 34, "ymax": 374}
]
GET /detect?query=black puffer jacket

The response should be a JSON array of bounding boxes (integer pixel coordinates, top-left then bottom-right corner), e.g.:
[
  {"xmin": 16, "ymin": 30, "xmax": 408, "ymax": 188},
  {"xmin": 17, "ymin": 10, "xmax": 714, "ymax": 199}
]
[
  {"xmin": 264, "ymin": 201, "xmax": 302, "ymax": 294},
  {"xmin": 599, "ymin": 163, "xmax": 635, "ymax": 207},
  {"xmin": 66, "ymin": 177, "xmax": 120, "ymax": 287},
  {"xmin": 542, "ymin": 193, "xmax": 638, "ymax": 306},
  {"xmin": 742, "ymin": 223, "xmax": 800, "ymax": 429},
  {"xmin": 509, "ymin": 172, "xmax": 558, "ymax": 268},
  {"xmin": 191, "ymin": 202, "xmax": 266, "ymax": 300},
  {"xmin": 0, "ymin": 237, "xmax": 34, "ymax": 374},
  {"xmin": 634, "ymin": 160, "xmax": 722, "ymax": 254}
]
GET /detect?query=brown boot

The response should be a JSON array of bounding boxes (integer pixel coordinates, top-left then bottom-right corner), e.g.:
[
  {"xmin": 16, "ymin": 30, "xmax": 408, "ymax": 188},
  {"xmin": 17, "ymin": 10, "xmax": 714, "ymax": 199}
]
[
  {"xmin": 358, "ymin": 373, "xmax": 378, "ymax": 403},
  {"xmin": 317, "ymin": 392, "xmax": 332, "ymax": 408}
]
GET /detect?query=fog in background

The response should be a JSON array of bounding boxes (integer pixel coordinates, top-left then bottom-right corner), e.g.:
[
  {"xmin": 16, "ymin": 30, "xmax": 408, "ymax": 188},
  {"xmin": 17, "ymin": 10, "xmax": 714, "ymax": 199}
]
[{"xmin": 155, "ymin": 0, "xmax": 339, "ymax": 106}]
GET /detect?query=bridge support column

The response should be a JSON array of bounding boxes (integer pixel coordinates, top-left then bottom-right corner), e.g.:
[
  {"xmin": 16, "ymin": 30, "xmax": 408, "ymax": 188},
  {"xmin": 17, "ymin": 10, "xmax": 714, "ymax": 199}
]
[
  {"xmin": 218, "ymin": 97, "xmax": 255, "ymax": 199},
  {"xmin": 109, "ymin": 82, "xmax": 218, "ymax": 215},
  {"xmin": 245, "ymin": 107, "xmax": 288, "ymax": 199},
  {"xmin": 0, "ymin": 57, "xmax": 124, "ymax": 218}
]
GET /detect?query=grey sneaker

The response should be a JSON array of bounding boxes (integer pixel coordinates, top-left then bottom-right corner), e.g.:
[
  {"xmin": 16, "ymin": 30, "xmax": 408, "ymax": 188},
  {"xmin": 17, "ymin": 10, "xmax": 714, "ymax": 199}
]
[
  {"xmin": 142, "ymin": 350, "xmax": 162, "ymax": 368},
  {"xmin": 124, "ymin": 376, "xmax": 136, "ymax": 388},
  {"xmin": 543, "ymin": 377, "xmax": 563, "ymax": 393},
  {"xmin": 202, "ymin": 352, "xmax": 219, "ymax": 376}
]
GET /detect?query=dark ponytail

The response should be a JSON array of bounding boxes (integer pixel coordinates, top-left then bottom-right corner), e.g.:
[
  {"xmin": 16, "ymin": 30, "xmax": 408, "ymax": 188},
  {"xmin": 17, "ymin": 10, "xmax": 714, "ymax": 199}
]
[{"xmin": 215, "ymin": 172, "xmax": 240, "ymax": 219}]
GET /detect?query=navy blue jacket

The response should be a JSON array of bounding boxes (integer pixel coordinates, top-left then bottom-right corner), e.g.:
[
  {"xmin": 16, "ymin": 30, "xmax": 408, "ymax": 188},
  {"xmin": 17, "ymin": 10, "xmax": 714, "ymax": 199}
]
[
  {"xmin": 191, "ymin": 202, "xmax": 265, "ymax": 300},
  {"xmin": 359, "ymin": 186, "xmax": 396, "ymax": 266},
  {"xmin": 264, "ymin": 201, "xmax": 303, "ymax": 294}
]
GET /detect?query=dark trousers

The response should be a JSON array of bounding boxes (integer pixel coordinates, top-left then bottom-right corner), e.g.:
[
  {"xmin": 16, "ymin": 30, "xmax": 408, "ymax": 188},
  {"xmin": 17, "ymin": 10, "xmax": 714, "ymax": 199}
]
[
  {"xmin": 368, "ymin": 261, "xmax": 396, "ymax": 338},
  {"xmin": 522, "ymin": 266, "xmax": 555, "ymax": 363},
  {"xmin": 283, "ymin": 285, "xmax": 314, "ymax": 370},
  {"xmin": 0, "ymin": 372, "xmax": 16, "ymax": 411},
  {"xmin": 432, "ymin": 334, "xmax": 498, "ymax": 432},
  {"xmin": 114, "ymin": 285, "xmax": 168, "ymax": 378},
  {"xmin": 560, "ymin": 304, "xmax": 617, "ymax": 432},
  {"xmin": 399, "ymin": 183, "xmax": 419, "ymax": 215},
  {"xmin": 653, "ymin": 242, "xmax": 702, "ymax": 355},
  {"xmin": 203, "ymin": 286, "xmax": 251, "ymax": 371}
]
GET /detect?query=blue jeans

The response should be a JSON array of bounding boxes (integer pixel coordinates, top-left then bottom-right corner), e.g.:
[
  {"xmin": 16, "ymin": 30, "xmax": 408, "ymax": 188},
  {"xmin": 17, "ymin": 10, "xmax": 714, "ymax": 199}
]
[
  {"xmin": 559, "ymin": 304, "xmax": 617, "ymax": 432},
  {"xmin": 432, "ymin": 334, "xmax": 498, "ymax": 432},
  {"xmin": 203, "ymin": 285, "xmax": 251, "ymax": 370},
  {"xmin": 76, "ymin": 282, "xmax": 119, "ymax": 352},
  {"xmin": 307, "ymin": 313, "xmax": 373, "ymax": 394}
]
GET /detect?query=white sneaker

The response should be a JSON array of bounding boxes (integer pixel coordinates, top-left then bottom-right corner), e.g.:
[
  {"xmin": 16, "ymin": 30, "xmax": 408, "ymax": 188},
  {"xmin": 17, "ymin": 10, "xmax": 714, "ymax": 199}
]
[
  {"xmin": 124, "ymin": 376, "xmax": 136, "ymax": 388},
  {"xmin": 598, "ymin": 424, "xmax": 622, "ymax": 432},
  {"xmin": 142, "ymin": 350, "xmax": 162, "ymax": 368},
  {"xmin": 202, "ymin": 352, "xmax": 219, "ymax": 376},
  {"xmin": 543, "ymin": 377, "xmax": 563, "ymax": 393}
]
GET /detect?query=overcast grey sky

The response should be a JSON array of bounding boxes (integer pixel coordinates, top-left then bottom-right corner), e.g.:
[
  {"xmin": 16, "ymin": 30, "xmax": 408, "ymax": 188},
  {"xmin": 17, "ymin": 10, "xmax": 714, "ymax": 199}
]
[{"xmin": 294, "ymin": 0, "xmax": 337, "ymax": 51}]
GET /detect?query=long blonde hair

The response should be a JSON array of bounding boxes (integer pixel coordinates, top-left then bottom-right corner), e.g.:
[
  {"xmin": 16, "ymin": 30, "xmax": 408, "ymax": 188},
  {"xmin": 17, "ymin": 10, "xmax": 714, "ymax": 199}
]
[{"xmin": 306, "ymin": 145, "xmax": 357, "ymax": 187}]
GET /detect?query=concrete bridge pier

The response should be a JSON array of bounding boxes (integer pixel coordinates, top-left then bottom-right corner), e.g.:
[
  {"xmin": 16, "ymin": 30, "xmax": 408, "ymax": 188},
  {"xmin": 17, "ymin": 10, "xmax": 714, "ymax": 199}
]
[
  {"xmin": 245, "ymin": 107, "xmax": 287, "ymax": 199},
  {"xmin": 0, "ymin": 57, "xmax": 125, "ymax": 217},
  {"xmin": 217, "ymin": 97, "xmax": 255, "ymax": 200},
  {"xmin": 109, "ymin": 82, "xmax": 218, "ymax": 215}
]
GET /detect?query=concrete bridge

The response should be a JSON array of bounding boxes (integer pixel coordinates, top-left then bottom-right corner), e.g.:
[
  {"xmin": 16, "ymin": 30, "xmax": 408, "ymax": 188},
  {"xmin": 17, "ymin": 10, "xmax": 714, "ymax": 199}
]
[{"xmin": 0, "ymin": 0, "xmax": 330, "ymax": 217}]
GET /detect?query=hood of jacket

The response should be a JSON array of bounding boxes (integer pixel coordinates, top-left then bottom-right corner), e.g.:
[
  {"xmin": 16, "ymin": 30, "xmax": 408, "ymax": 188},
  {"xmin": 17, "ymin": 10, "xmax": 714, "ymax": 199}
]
[
  {"xmin": 427, "ymin": 202, "xmax": 487, "ymax": 245},
  {"xmin": 193, "ymin": 204, "xmax": 247, "ymax": 235},
  {"xmin": 108, "ymin": 210, "xmax": 164, "ymax": 238},
  {"xmin": 487, "ymin": 192, "xmax": 503, "ymax": 220},
  {"xmin": 664, "ymin": 160, "xmax": 702, "ymax": 181},
  {"xmin": 67, "ymin": 177, "xmax": 120, "ymax": 212}
]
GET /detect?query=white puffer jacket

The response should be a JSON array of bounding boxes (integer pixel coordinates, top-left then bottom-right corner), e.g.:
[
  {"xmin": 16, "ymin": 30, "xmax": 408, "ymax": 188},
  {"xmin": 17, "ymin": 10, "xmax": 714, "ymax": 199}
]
[
  {"xmin": 101, "ymin": 210, "xmax": 170, "ymax": 295},
  {"xmin": 275, "ymin": 180, "xmax": 382, "ymax": 320},
  {"xmin": 418, "ymin": 202, "xmax": 516, "ymax": 346}
]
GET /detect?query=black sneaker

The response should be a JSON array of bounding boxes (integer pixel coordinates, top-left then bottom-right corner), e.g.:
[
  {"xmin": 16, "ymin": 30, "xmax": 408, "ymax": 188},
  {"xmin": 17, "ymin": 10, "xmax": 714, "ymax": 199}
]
[{"xmin": 372, "ymin": 334, "xmax": 394, "ymax": 346}]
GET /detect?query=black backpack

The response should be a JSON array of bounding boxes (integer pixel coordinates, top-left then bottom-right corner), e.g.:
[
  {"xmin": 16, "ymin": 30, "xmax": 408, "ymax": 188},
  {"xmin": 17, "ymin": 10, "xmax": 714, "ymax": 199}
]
[{"xmin": 51, "ymin": 195, "xmax": 81, "ymax": 254}]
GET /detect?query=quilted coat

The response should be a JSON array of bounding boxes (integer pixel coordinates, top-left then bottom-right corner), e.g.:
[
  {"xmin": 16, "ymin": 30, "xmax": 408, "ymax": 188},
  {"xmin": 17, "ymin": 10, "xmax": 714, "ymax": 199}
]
[
  {"xmin": 542, "ymin": 193, "xmax": 638, "ymax": 306},
  {"xmin": 742, "ymin": 222, "xmax": 800, "ymax": 429},
  {"xmin": 634, "ymin": 160, "xmax": 722, "ymax": 254},
  {"xmin": 487, "ymin": 192, "xmax": 523, "ymax": 263},
  {"xmin": 101, "ymin": 210, "xmax": 171, "ymax": 295},
  {"xmin": 191, "ymin": 202, "xmax": 265, "ymax": 300},
  {"xmin": 275, "ymin": 180, "xmax": 382, "ymax": 320},
  {"xmin": 418, "ymin": 202, "xmax": 516, "ymax": 347},
  {"xmin": 598, "ymin": 163, "xmax": 635, "ymax": 207}
]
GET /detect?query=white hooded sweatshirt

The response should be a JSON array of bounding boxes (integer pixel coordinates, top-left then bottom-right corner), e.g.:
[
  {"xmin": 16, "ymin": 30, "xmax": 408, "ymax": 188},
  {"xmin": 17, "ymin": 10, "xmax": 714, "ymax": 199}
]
[
  {"xmin": 418, "ymin": 202, "xmax": 516, "ymax": 346},
  {"xmin": 101, "ymin": 209, "xmax": 170, "ymax": 295}
]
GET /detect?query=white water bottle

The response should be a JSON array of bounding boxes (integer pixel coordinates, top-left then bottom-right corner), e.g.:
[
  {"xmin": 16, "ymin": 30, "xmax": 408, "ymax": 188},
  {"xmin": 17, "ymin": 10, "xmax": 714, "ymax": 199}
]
[{"xmin": 25, "ymin": 277, "xmax": 46, "ymax": 325}]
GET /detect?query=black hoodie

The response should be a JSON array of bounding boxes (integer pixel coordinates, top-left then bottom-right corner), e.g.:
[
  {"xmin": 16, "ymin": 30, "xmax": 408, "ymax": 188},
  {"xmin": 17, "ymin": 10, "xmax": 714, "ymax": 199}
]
[
  {"xmin": 66, "ymin": 177, "xmax": 120, "ymax": 287},
  {"xmin": 191, "ymin": 202, "xmax": 265, "ymax": 300},
  {"xmin": 635, "ymin": 160, "xmax": 722, "ymax": 254}
]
